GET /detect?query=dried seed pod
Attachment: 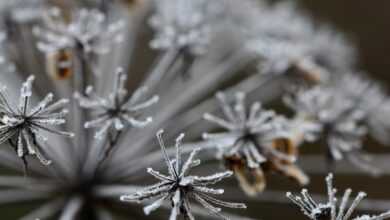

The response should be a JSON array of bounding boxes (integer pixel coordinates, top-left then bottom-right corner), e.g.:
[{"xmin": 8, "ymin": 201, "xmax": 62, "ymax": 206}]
[
  {"xmin": 45, "ymin": 47, "xmax": 73, "ymax": 80},
  {"xmin": 286, "ymin": 59, "xmax": 329, "ymax": 85},
  {"xmin": 225, "ymin": 155, "xmax": 266, "ymax": 196}
]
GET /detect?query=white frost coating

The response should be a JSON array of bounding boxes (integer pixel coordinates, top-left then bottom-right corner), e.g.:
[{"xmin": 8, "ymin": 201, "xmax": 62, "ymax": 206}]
[
  {"xmin": 120, "ymin": 130, "xmax": 246, "ymax": 220},
  {"xmin": 75, "ymin": 68, "xmax": 159, "ymax": 140},
  {"xmin": 203, "ymin": 91, "xmax": 293, "ymax": 169},
  {"xmin": 34, "ymin": 7, "xmax": 124, "ymax": 55},
  {"xmin": 284, "ymin": 73, "xmax": 390, "ymax": 175},
  {"xmin": 287, "ymin": 173, "xmax": 390, "ymax": 220},
  {"xmin": 0, "ymin": 75, "xmax": 73, "ymax": 165}
]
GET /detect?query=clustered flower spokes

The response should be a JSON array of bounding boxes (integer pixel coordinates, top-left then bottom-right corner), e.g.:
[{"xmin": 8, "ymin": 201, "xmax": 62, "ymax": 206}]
[
  {"xmin": 284, "ymin": 85, "xmax": 379, "ymax": 174},
  {"xmin": 35, "ymin": 7, "xmax": 124, "ymax": 55},
  {"xmin": 203, "ymin": 92, "xmax": 308, "ymax": 195},
  {"xmin": 287, "ymin": 174, "xmax": 390, "ymax": 220},
  {"xmin": 149, "ymin": 0, "xmax": 213, "ymax": 56},
  {"xmin": 75, "ymin": 68, "xmax": 159, "ymax": 140},
  {"xmin": 120, "ymin": 130, "xmax": 246, "ymax": 220},
  {"xmin": 203, "ymin": 92, "xmax": 289, "ymax": 167},
  {"xmin": 0, "ymin": 75, "xmax": 73, "ymax": 166}
]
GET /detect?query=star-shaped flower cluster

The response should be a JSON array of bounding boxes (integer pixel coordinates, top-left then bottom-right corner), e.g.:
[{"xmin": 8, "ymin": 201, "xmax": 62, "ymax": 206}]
[
  {"xmin": 284, "ymin": 76, "xmax": 387, "ymax": 174},
  {"xmin": 120, "ymin": 130, "xmax": 246, "ymax": 220},
  {"xmin": 74, "ymin": 68, "xmax": 159, "ymax": 140},
  {"xmin": 203, "ymin": 92, "xmax": 308, "ymax": 195},
  {"xmin": 34, "ymin": 7, "xmax": 124, "ymax": 55},
  {"xmin": 287, "ymin": 173, "xmax": 390, "ymax": 220},
  {"xmin": 149, "ymin": 0, "xmax": 217, "ymax": 56},
  {"xmin": 241, "ymin": 1, "xmax": 355, "ymax": 79},
  {"xmin": 0, "ymin": 75, "xmax": 73, "ymax": 165}
]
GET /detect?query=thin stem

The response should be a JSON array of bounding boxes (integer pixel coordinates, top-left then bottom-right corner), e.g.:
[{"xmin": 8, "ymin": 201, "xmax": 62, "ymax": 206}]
[
  {"xmin": 72, "ymin": 42, "xmax": 92, "ymax": 171},
  {"xmin": 99, "ymin": 0, "xmax": 110, "ymax": 15},
  {"xmin": 8, "ymin": 139, "xmax": 28, "ymax": 177},
  {"xmin": 97, "ymin": 129, "xmax": 123, "ymax": 169},
  {"xmin": 141, "ymin": 49, "xmax": 181, "ymax": 94}
]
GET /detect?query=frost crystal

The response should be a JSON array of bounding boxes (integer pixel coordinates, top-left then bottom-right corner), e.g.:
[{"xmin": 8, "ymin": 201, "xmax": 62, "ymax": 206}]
[
  {"xmin": 203, "ymin": 92, "xmax": 308, "ymax": 195},
  {"xmin": 75, "ymin": 68, "xmax": 159, "ymax": 139},
  {"xmin": 120, "ymin": 130, "xmax": 246, "ymax": 220},
  {"xmin": 34, "ymin": 7, "xmax": 124, "ymax": 55},
  {"xmin": 0, "ymin": 75, "xmax": 73, "ymax": 165},
  {"xmin": 287, "ymin": 173, "xmax": 390, "ymax": 220}
]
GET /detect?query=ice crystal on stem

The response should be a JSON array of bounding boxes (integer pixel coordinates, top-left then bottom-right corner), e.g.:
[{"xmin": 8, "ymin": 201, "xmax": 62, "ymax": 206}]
[
  {"xmin": 0, "ymin": 75, "xmax": 73, "ymax": 166},
  {"xmin": 120, "ymin": 130, "xmax": 246, "ymax": 220},
  {"xmin": 203, "ymin": 92, "xmax": 308, "ymax": 195},
  {"xmin": 74, "ymin": 68, "xmax": 159, "ymax": 140},
  {"xmin": 287, "ymin": 173, "xmax": 390, "ymax": 220}
]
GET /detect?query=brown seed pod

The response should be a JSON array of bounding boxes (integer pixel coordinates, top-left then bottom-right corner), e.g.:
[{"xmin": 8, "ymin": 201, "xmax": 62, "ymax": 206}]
[
  {"xmin": 224, "ymin": 137, "xmax": 309, "ymax": 196},
  {"xmin": 263, "ymin": 137, "xmax": 309, "ymax": 186},
  {"xmin": 225, "ymin": 155, "xmax": 266, "ymax": 196},
  {"xmin": 46, "ymin": 48, "xmax": 74, "ymax": 80},
  {"xmin": 286, "ymin": 59, "xmax": 329, "ymax": 85}
]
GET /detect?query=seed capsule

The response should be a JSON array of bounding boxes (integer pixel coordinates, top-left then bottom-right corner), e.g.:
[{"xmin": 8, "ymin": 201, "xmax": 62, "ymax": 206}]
[
  {"xmin": 46, "ymin": 48, "xmax": 73, "ymax": 80},
  {"xmin": 225, "ymin": 155, "xmax": 266, "ymax": 196},
  {"xmin": 263, "ymin": 138, "xmax": 309, "ymax": 186}
]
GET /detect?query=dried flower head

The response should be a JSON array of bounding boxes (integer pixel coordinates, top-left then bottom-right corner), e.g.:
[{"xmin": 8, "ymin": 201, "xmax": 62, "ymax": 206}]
[
  {"xmin": 34, "ymin": 7, "xmax": 124, "ymax": 55},
  {"xmin": 242, "ymin": 1, "xmax": 355, "ymax": 81},
  {"xmin": 149, "ymin": 0, "xmax": 217, "ymax": 56},
  {"xmin": 203, "ymin": 92, "xmax": 308, "ymax": 195},
  {"xmin": 74, "ymin": 68, "xmax": 159, "ymax": 140},
  {"xmin": 120, "ymin": 130, "xmax": 247, "ymax": 219},
  {"xmin": 284, "ymin": 74, "xmax": 390, "ymax": 175},
  {"xmin": 0, "ymin": 75, "xmax": 73, "ymax": 166},
  {"xmin": 287, "ymin": 173, "xmax": 390, "ymax": 220},
  {"xmin": 335, "ymin": 74, "xmax": 390, "ymax": 145}
]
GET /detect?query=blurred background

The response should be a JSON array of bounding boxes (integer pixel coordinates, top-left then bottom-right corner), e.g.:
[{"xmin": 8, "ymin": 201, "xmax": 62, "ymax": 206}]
[{"xmin": 1, "ymin": 0, "xmax": 390, "ymax": 219}]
